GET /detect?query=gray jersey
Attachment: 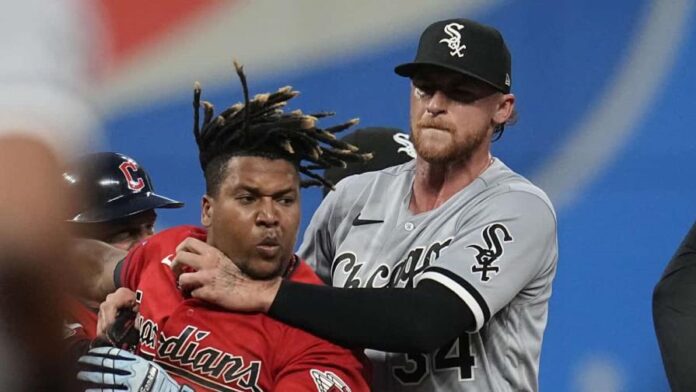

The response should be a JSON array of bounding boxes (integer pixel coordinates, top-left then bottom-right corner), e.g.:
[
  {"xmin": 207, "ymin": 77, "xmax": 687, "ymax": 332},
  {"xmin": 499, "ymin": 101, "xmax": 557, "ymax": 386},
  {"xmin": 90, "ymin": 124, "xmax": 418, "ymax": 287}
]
[{"xmin": 298, "ymin": 158, "xmax": 558, "ymax": 392}]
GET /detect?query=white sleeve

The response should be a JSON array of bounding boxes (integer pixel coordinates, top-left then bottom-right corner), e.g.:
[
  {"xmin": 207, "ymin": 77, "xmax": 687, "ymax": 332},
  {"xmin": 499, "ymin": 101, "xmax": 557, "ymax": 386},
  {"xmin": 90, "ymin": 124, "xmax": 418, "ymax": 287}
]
[{"xmin": 0, "ymin": 0, "xmax": 102, "ymax": 155}]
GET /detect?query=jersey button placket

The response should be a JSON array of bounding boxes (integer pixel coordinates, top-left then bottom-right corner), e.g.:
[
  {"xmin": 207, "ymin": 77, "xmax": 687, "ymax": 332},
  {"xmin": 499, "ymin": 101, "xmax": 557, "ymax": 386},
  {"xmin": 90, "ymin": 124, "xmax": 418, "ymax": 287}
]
[{"xmin": 404, "ymin": 222, "xmax": 415, "ymax": 231}]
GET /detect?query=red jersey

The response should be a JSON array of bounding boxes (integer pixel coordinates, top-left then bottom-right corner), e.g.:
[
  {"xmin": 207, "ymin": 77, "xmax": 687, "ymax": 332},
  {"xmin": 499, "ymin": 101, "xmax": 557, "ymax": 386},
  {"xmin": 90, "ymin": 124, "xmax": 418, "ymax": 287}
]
[
  {"xmin": 119, "ymin": 225, "xmax": 370, "ymax": 392},
  {"xmin": 64, "ymin": 297, "xmax": 98, "ymax": 341}
]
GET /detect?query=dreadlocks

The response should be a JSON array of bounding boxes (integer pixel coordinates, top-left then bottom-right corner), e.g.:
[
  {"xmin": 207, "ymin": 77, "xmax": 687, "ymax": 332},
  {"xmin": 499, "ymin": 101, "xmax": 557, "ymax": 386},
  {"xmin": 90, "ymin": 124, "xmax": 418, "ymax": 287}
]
[{"xmin": 193, "ymin": 62, "xmax": 371, "ymax": 194}]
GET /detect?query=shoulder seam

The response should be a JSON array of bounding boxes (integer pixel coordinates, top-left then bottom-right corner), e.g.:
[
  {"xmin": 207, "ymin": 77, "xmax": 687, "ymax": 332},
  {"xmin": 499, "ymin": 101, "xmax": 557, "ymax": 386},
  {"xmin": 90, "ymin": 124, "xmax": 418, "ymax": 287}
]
[{"xmin": 483, "ymin": 187, "xmax": 558, "ymax": 229}]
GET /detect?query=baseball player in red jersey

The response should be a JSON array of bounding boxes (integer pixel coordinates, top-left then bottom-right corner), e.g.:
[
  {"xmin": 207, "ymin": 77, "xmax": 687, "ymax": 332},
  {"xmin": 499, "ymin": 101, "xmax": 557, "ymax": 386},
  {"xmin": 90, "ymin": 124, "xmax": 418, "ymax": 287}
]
[
  {"xmin": 62, "ymin": 152, "xmax": 182, "ymax": 357},
  {"xmin": 76, "ymin": 64, "xmax": 372, "ymax": 391}
]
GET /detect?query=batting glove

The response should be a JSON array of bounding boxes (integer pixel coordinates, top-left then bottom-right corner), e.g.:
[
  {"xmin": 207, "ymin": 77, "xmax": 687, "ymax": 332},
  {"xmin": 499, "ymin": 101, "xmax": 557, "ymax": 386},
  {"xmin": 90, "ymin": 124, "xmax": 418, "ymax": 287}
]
[{"xmin": 77, "ymin": 347, "xmax": 193, "ymax": 392}]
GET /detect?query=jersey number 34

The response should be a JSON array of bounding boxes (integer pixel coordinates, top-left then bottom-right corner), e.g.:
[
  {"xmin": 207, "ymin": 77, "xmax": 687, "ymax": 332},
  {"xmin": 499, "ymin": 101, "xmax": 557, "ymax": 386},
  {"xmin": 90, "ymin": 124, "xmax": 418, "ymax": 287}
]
[{"xmin": 393, "ymin": 333, "xmax": 474, "ymax": 385}]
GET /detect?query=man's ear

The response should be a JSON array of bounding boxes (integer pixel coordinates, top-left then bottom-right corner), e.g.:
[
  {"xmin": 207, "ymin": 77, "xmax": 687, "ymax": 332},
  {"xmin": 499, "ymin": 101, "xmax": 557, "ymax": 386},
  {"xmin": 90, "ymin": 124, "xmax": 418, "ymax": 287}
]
[
  {"xmin": 493, "ymin": 93, "xmax": 515, "ymax": 125},
  {"xmin": 201, "ymin": 194, "xmax": 213, "ymax": 227}
]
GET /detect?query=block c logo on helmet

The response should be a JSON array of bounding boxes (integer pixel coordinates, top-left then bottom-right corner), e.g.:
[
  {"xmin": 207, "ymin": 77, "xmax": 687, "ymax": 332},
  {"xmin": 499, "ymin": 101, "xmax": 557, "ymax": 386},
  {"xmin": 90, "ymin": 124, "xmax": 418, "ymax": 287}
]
[{"xmin": 119, "ymin": 161, "xmax": 145, "ymax": 191}]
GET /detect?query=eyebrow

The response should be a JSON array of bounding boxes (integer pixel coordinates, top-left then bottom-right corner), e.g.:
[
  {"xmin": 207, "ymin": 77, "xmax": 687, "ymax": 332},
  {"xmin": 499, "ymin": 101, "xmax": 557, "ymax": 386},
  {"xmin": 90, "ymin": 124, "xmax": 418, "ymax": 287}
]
[{"xmin": 238, "ymin": 185, "xmax": 297, "ymax": 197}]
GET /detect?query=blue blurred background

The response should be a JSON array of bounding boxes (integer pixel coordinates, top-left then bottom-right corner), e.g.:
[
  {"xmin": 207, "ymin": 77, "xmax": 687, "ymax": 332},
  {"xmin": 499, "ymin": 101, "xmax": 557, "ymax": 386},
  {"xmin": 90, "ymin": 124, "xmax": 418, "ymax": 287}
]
[{"xmin": 89, "ymin": 0, "xmax": 696, "ymax": 390}]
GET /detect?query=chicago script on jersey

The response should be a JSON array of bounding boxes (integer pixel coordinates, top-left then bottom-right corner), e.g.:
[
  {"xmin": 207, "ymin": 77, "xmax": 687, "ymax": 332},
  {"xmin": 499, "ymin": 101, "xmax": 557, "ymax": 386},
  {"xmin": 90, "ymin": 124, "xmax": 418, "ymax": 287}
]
[{"xmin": 331, "ymin": 238, "xmax": 453, "ymax": 288}]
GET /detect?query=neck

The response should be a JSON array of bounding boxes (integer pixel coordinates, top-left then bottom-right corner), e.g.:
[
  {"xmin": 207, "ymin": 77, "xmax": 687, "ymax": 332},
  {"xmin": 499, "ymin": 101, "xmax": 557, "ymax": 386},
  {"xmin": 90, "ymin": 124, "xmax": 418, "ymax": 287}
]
[
  {"xmin": 207, "ymin": 230, "xmax": 295, "ymax": 279},
  {"xmin": 410, "ymin": 147, "xmax": 493, "ymax": 214}
]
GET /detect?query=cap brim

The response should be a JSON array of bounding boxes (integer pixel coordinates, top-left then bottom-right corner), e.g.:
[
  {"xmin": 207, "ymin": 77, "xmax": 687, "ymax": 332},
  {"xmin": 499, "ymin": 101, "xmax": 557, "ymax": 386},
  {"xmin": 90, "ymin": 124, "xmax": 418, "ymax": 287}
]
[
  {"xmin": 70, "ymin": 192, "xmax": 184, "ymax": 223},
  {"xmin": 394, "ymin": 61, "xmax": 506, "ymax": 92}
]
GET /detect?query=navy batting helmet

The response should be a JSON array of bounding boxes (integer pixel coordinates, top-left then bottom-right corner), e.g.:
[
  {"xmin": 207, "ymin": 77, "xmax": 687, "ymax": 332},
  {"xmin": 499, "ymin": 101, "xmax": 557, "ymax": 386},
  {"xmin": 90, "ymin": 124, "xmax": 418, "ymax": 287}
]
[{"xmin": 63, "ymin": 152, "xmax": 183, "ymax": 223}]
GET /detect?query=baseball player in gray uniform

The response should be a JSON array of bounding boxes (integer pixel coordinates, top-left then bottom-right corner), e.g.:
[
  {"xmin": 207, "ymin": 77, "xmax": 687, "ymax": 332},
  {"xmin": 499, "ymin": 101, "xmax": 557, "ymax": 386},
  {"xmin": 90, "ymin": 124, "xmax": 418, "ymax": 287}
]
[
  {"xmin": 302, "ymin": 158, "xmax": 555, "ymax": 391},
  {"xmin": 170, "ymin": 18, "xmax": 558, "ymax": 392}
]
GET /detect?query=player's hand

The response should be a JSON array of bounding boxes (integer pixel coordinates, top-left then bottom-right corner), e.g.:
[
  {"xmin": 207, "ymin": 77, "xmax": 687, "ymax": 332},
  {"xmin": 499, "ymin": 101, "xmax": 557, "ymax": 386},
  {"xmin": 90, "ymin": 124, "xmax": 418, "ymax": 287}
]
[
  {"xmin": 172, "ymin": 237, "xmax": 281, "ymax": 313},
  {"xmin": 77, "ymin": 347, "xmax": 193, "ymax": 391},
  {"xmin": 97, "ymin": 287, "xmax": 138, "ymax": 338}
]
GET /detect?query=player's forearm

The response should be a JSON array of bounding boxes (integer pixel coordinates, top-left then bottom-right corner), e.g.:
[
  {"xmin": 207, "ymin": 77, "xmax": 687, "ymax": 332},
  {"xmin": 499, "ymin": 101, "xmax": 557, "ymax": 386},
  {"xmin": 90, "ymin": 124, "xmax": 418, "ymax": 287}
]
[
  {"xmin": 268, "ymin": 280, "xmax": 474, "ymax": 352},
  {"xmin": 95, "ymin": 249, "xmax": 126, "ymax": 301},
  {"xmin": 73, "ymin": 239, "xmax": 126, "ymax": 301}
]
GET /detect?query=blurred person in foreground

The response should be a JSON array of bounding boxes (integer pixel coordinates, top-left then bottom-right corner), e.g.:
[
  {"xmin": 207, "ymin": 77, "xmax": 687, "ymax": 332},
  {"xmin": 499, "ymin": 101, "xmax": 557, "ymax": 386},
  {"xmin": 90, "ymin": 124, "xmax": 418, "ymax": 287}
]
[{"xmin": 0, "ymin": 0, "xmax": 100, "ymax": 389}]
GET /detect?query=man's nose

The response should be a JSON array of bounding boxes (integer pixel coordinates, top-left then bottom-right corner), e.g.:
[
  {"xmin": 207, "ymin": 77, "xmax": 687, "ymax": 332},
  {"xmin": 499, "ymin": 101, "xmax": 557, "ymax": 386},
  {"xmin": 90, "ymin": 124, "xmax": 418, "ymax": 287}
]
[
  {"xmin": 256, "ymin": 198, "xmax": 279, "ymax": 227},
  {"xmin": 426, "ymin": 90, "xmax": 448, "ymax": 116}
]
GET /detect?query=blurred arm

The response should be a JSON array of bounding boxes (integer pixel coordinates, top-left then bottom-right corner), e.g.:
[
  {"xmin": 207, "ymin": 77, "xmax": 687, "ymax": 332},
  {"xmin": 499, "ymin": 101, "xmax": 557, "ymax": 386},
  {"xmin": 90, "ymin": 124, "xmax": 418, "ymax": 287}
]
[{"xmin": 0, "ymin": 137, "xmax": 68, "ymax": 261}]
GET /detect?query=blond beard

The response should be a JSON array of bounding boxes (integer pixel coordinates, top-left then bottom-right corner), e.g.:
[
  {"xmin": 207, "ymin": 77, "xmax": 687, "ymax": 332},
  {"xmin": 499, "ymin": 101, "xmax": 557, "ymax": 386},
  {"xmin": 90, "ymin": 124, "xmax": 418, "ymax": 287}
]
[{"xmin": 412, "ymin": 125, "xmax": 487, "ymax": 164}]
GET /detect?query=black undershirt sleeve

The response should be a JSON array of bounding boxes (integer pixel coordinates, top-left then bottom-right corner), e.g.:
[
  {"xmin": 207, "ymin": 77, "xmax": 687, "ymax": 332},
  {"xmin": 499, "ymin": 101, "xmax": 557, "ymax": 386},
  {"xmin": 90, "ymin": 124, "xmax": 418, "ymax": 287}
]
[
  {"xmin": 113, "ymin": 258, "xmax": 125, "ymax": 288},
  {"xmin": 653, "ymin": 220, "xmax": 696, "ymax": 392},
  {"xmin": 268, "ymin": 279, "xmax": 475, "ymax": 352}
]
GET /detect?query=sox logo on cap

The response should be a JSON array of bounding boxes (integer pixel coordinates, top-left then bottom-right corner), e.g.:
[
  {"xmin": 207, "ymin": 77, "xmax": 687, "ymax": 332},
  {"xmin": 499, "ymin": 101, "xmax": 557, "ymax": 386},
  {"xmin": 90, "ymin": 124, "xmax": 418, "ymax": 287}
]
[{"xmin": 439, "ymin": 22, "xmax": 467, "ymax": 57}]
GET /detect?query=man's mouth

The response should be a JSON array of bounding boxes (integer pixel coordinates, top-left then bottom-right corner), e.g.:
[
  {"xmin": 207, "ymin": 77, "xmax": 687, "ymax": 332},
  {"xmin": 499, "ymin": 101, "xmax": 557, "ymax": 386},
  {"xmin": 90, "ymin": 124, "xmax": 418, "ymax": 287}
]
[
  {"xmin": 418, "ymin": 122, "xmax": 452, "ymax": 133},
  {"xmin": 423, "ymin": 126, "xmax": 448, "ymax": 132},
  {"xmin": 256, "ymin": 237, "xmax": 280, "ymax": 258}
]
